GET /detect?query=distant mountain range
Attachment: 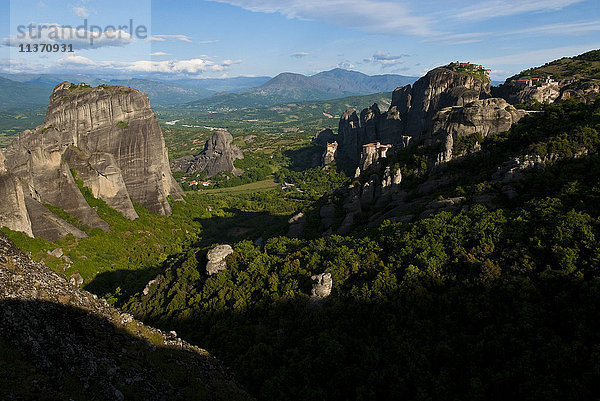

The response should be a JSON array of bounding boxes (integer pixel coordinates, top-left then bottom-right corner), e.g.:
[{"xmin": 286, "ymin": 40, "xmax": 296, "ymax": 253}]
[
  {"xmin": 187, "ymin": 68, "xmax": 418, "ymax": 110},
  {"xmin": 170, "ymin": 76, "xmax": 271, "ymax": 93},
  {"xmin": 0, "ymin": 68, "xmax": 416, "ymax": 110},
  {"xmin": 0, "ymin": 77, "xmax": 53, "ymax": 111},
  {"xmin": 0, "ymin": 74, "xmax": 216, "ymax": 107}
]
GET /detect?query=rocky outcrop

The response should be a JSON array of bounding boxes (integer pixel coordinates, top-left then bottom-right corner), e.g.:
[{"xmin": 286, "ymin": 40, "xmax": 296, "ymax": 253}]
[
  {"xmin": 23, "ymin": 195, "xmax": 87, "ymax": 242},
  {"xmin": 0, "ymin": 232, "xmax": 250, "ymax": 400},
  {"xmin": 558, "ymin": 82, "xmax": 600, "ymax": 103},
  {"xmin": 311, "ymin": 272, "xmax": 332, "ymax": 298},
  {"xmin": 321, "ymin": 166, "xmax": 403, "ymax": 234},
  {"xmin": 327, "ymin": 65, "xmax": 492, "ymax": 168},
  {"xmin": 4, "ymin": 126, "xmax": 109, "ymax": 232},
  {"xmin": 313, "ymin": 128, "xmax": 335, "ymax": 146},
  {"xmin": 63, "ymin": 147, "xmax": 138, "ymax": 220},
  {"xmin": 0, "ymin": 173, "xmax": 33, "ymax": 237},
  {"xmin": 287, "ymin": 212, "xmax": 307, "ymax": 239},
  {"xmin": 171, "ymin": 131, "xmax": 243, "ymax": 177},
  {"xmin": 45, "ymin": 82, "xmax": 183, "ymax": 215},
  {"xmin": 206, "ymin": 244, "xmax": 234, "ymax": 275},
  {"xmin": 0, "ymin": 82, "xmax": 183, "ymax": 240},
  {"xmin": 430, "ymin": 98, "xmax": 527, "ymax": 163},
  {"xmin": 336, "ymin": 104, "xmax": 403, "ymax": 164},
  {"xmin": 401, "ymin": 67, "xmax": 491, "ymax": 139},
  {"xmin": 494, "ymin": 76, "xmax": 600, "ymax": 106},
  {"xmin": 432, "ymin": 98, "xmax": 526, "ymax": 140}
]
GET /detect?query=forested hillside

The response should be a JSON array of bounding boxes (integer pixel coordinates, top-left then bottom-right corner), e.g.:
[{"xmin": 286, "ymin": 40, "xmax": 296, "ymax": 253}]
[{"xmin": 113, "ymin": 99, "xmax": 600, "ymax": 400}]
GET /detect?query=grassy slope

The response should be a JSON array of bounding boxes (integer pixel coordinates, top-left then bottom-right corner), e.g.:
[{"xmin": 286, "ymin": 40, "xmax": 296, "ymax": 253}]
[{"xmin": 510, "ymin": 49, "xmax": 600, "ymax": 81}]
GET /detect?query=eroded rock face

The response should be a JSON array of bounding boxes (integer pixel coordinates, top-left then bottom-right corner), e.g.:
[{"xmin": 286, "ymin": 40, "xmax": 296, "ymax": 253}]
[
  {"xmin": 402, "ymin": 67, "xmax": 491, "ymax": 139},
  {"xmin": 44, "ymin": 82, "xmax": 183, "ymax": 216},
  {"xmin": 23, "ymin": 195, "xmax": 87, "ymax": 242},
  {"xmin": 336, "ymin": 104, "xmax": 403, "ymax": 164},
  {"xmin": 513, "ymin": 84, "xmax": 560, "ymax": 104},
  {"xmin": 206, "ymin": 244, "xmax": 234, "ymax": 275},
  {"xmin": 63, "ymin": 147, "xmax": 138, "ymax": 220},
  {"xmin": 313, "ymin": 128, "xmax": 336, "ymax": 147},
  {"xmin": 4, "ymin": 126, "xmax": 109, "ymax": 232},
  {"xmin": 331, "ymin": 65, "xmax": 491, "ymax": 167},
  {"xmin": 171, "ymin": 131, "xmax": 243, "ymax": 177},
  {"xmin": 430, "ymin": 98, "xmax": 527, "ymax": 163},
  {"xmin": 432, "ymin": 98, "xmax": 526, "ymax": 140},
  {"xmin": 0, "ymin": 173, "xmax": 33, "ymax": 237},
  {"xmin": 0, "ymin": 82, "xmax": 183, "ymax": 240}
]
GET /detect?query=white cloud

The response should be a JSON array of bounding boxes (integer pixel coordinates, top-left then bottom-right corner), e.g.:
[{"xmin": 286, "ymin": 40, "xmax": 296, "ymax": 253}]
[
  {"xmin": 291, "ymin": 52, "xmax": 309, "ymax": 58},
  {"xmin": 337, "ymin": 60, "xmax": 355, "ymax": 69},
  {"xmin": 363, "ymin": 51, "xmax": 409, "ymax": 68},
  {"xmin": 422, "ymin": 32, "xmax": 490, "ymax": 45},
  {"xmin": 2, "ymin": 23, "xmax": 135, "ymax": 49},
  {"xmin": 97, "ymin": 58, "xmax": 238, "ymax": 74},
  {"xmin": 57, "ymin": 55, "xmax": 96, "ymax": 66},
  {"xmin": 505, "ymin": 20, "xmax": 600, "ymax": 36},
  {"xmin": 73, "ymin": 6, "xmax": 90, "ymax": 18},
  {"xmin": 452, "ymin": 0, "xmax": 584, "ymax": 21},
  {"xmin": 221, "ymin": 59, "xmax": 242, "ymax": 66},
  {"xmin": 198, "ymin": 40, "xmax": 220, "ymax": 44},
  {"xmin": 423, "ymin": 19, "xmax": 600, "ymax": 45},
  {"xmin": 151, "ymin": 52, "xmax": 170, "ymax": 56},
  {"xmin": 479, "ymin": 43, "xmax": 600, "ymax": 66},
  {"xmin": 207, "ymin": 0, "xmax": 434, "ymax": 36},
  {"xmin": 149, "ymin": 34, "xmax": 192, "ymax": 42}
]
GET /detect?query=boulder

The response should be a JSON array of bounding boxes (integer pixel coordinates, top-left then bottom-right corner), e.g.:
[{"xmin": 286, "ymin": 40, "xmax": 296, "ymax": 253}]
[
  {"xmin": 287, "ymin": 212, "xmax": 306, "ymax": 239},
  {"xmin": 311, "ymin": 272, "xmax": 332, "ymax": 298},
  {"xmin": 206, "ymin": 244, "xmax": 234, "ymax": 275},
  {"xmin": 69, "ymin": 272, "xmax": 84, "ymax": 287}
]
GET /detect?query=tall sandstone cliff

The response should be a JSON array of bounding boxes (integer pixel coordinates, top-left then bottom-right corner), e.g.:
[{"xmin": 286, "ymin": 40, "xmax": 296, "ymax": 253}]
[{"xmin": 0, "ymin": 82, "xmax": 183, "ymax": 241}]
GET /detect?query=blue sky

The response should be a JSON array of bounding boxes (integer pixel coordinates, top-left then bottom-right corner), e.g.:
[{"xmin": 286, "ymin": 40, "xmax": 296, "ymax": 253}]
[{"xmin": 1, "ymin": 0, "xmax": 599, "ymax": 81}]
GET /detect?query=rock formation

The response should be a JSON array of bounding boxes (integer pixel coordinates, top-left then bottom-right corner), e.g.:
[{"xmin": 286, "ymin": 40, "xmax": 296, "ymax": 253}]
[
  {"xmin": 0, "ymin": 82, "xmax": 183, "ymax": 240},
  {"xmin": 287, "ymin": 212, "xmax": 307, "ymax": 239},
  {"xmin": 311, "ymin": 272, "xmax": 332, "ymax": 298},
  {"xmin": 401, "ymin": 66, "xmax": 491, "ymax": 139},
  {"xmin": 313, "ymin": 128, "xmax": 336, "ymax": 146},
  {"xmin": 171, "ymin": 131, "xmax": 243, "ymax": 177},
  {"xmin": 430, "ymin": 98, "xmax": 527, "ymax": 162},
  {"xmin": 206, "ymin": 244, "xmax": 234, "ymax": 275},
  {"xmin": 0, "ymin": 172, "xmax": 33, "ymax": 237},
  {"xmin": 324, "ymin": 64, "xmax": 492, "ymax": 168},
  {"xmin": 62, "ymin": 147, "xmax": 139, "ymax": 220},
  {"xmin": 432, "ymin": 98, "xmax": 526, "ymax": 140},
  {"xmin": 494, "ymin": 74, "xmax": 600, "ymax": 106},
  {"xmin": 0, "ymin": 232, "xmax": 250, "ymax": 400}
]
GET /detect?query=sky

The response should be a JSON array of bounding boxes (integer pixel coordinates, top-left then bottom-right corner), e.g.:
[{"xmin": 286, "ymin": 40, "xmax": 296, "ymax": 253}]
[{"xmin": 0, "ymin": 0, "xmax": 599, "ymax": 81}]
